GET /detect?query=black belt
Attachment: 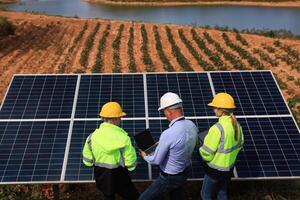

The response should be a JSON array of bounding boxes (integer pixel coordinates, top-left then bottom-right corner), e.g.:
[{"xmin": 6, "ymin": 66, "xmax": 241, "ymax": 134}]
[{"xmin": 160, "ymin": 168, "xmax": 188, "ymax": 177}]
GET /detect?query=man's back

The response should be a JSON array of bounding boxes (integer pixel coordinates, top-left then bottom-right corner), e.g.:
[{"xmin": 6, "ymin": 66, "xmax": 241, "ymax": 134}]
[{"xmin": 160, "ymin": 119, "xmax": 198, "ymax": 173}]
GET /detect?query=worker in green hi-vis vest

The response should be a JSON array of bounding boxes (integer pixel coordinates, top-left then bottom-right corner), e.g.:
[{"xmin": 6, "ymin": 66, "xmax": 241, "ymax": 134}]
[
  {"xmin": 199, "ymin": 93, "xmax": 244, "ymax": 200},
  {"xmin": 82, "ymin": 102, "xmax": 139, "ymax": 200}
]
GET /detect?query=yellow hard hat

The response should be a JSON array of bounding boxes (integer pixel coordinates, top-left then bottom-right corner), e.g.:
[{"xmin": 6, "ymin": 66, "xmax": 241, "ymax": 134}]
[
  {"xmin": 208, "ymin": 93, "xmax": 236, "ymax": 109},
  {"xmin": 99, "ymin": 102, "xmax": 127, "ymax": 118}
]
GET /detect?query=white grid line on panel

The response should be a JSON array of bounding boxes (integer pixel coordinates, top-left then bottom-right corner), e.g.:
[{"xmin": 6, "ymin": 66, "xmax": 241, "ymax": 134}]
[
  {"xmin": 0, "ymin": 119, "xmax": 71, "ymax": 122},
  {"xmin": 270, "ymin": 71, "xmax": 300, "ymax": 132},
  {"xmin": 46, "ymin": 120, "xmax": 61, "ymax": 181},
  {"xmin": 2, "ymin": 175, "xmax": 300, "ymax": 185},
  {"xmin": 32, "ymin": 76, "xmax": 46, "ymax": 119},
  {"xmin": 46, "ymin": 76, "xmax": 58, "ymax": 119},
  {"xmin": 31, "ymin": 120, "xmax": 48, "ymax": 182},
  {"xmin": 143, "ymin": 73, "xmax": 152, "ymax": 180},
  {"xmin": 259, "ymin": 72, "xmax": 280, "ymax": 115},
  {"xmin": 20, "ymin": 76, "xmax": 37, "ymax": 119},
  {"xmin": 186, "ymin": 74, "xmax": 196, "ymax": 120},
  {"xmin": 242, "ymin": 118, "xmax": 266, "ymax": 177},
  {"xmin": 0, "ymin": 115, "xmax": 293, "ymax": 123},
  {"xmin": 249, "ymin": 72, "xmax": 268, "ymax": 115},
  {"xmin": 256, "ymin": 117, "xmax": 279, "ymax": 176},
  {"xmin": 207, "ymin": 72, "xmax": 216, "ymax": 96},
  {"xmin": 13, "ymin": 70, "xmax": 272, "ymax": 76},
  {"xmin": 1, "ymin": 121, "xmax": 21, "ymax": 182},
  {"xmin": 61, "ymin": 75, "xmax": 81, "ymax": 181},
  {"xmin": 269, "ymin": 118, "xmax": 293, "ymax": 176}
]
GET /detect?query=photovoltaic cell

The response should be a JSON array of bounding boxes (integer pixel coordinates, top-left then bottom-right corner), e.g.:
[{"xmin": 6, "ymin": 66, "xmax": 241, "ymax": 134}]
[
  {"xmin": 0, "ymin": 121, "xmax": 69, "ymax": 182},
  {"xmin": 211, "ymin": 71, "xmax": 290, "ymax": 116},
  {"xmin": 146, "ymin": 73, "xmax": 214, "ymax": 117},
  {"xmin": 65, "ymin": 120, "xmax": 149, "ymax": 181},
  {"xmin": 235, "ymin": 117, "xmax": 300, "ymax": 178},
  {"xmin": 0, "ymin": 75, "xmax": 77, "ymax": 119},
  {"xmin": 75, "ymin": 75, "xmax": 145, "ymax": 118}
]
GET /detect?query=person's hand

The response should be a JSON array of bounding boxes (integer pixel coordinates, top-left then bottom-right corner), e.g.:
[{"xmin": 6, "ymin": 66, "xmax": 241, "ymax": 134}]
[{"xmin": 139, "ymin": 150, "xmax": 146, "ymax": 158}]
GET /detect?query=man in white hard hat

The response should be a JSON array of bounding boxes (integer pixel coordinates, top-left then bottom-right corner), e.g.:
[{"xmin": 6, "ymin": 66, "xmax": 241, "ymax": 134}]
[{"xmin": 139, "ymin": 92, "xmax": 198, "ymax": 200}]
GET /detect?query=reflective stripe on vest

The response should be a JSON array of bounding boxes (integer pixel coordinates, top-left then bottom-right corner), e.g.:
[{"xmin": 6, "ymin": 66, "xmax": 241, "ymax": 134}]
[
  {"xmin": 87, "ymin": 134, "xmax": 126, "ymax": 168},
  {"xmin": 215, "ymin": 122, "xmax": 243, "ymax": 154},
  {"xmin": 207, "ymin": 162, "xmax": 235, "ymax": 172}
]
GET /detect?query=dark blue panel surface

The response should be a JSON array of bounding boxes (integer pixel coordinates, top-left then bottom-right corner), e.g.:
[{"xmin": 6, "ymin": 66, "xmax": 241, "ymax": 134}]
[
  {"xmin": 211, "ymin": 71, "xmax": 289, "ymax": 116},
  {"xmin": 0, "ymin": 121, "xmax": 69, "ymax": 182},
  {"xmin": 149, "ymin": 117, "xmax": 300, "ymax": 179},
  {"xmin": 146, "ymin": 73, "xmax": 214, "ymax": 117},
  {"xmin": 75, "ymin": 74, "xmax": 145, "ymax": 118},
  {"xmin": 65, "ymin": 120, "xmax": 148, "ymax": 181},
  {"xmin": 0, "ymin": 75, "xmax": 77, "ymax": 119},
  {"xmin": 236, "ymin": 117, "xmax": 300, "ymax": 178}
]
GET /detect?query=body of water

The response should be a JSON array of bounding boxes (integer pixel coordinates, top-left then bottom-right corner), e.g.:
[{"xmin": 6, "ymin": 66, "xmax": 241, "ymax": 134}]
[{"xmin": 2, "ymin": 0, "xmax": 300, "ymax": 35}]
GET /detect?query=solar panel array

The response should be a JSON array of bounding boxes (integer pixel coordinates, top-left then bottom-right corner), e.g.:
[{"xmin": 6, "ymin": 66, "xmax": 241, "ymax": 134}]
[{"xmin": 0, "ymin": 71, "xmax": 299, "ymax": 184}]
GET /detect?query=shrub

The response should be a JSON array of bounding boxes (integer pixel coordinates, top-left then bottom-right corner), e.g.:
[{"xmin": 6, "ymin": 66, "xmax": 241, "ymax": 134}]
[
  {"xmin": 141, "ymin": 24, "xmax": 154, "ymax": 72},
  {"xmin": 92, "ymin": 24, "xmax": 111, "ymax": 73},
  {"xmin": 127, "ymin": 27, "xmax": 137, "ymax": 72},
  {"xmin": 153, "ymin": 25, "xmax": 174, "ymax": 72},
  {"xmin": 178, "ymin": 29, "xmax": 213, "ymax": 71},
  {"xmin": 166, "ymin": 26, "xmax": 193, "ymax": 71},
  {"xmin": 112, "ymin": 24, "xmax": 124, "ymax": 73},
  {"xmin": 0, "ymin": 16, "xmax": 14, "ymax": 37},
  {"xmin": 80, "ymin": 22, "xmax": 100, "ymax": 68}
]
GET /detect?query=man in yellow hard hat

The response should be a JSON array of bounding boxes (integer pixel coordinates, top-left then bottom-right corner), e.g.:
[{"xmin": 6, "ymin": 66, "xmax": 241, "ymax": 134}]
[
  {"xmin": 82, "ymin": 102, "xmax": 139, "ymax": 200},
  {"xmin": 199, "ymin": 93, "xmax": 244, "ymax": 200}
]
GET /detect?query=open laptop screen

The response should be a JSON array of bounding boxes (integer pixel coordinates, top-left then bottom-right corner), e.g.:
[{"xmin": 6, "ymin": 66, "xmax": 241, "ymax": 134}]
[{"xmin": 134, "ymin": 129, "xmax": 156, "ymax": 151}]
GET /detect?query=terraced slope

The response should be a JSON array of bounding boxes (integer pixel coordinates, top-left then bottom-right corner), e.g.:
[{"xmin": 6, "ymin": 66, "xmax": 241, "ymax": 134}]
[{"xmin": 0, "ymin": 11, "xmax": 299, "ymax": 122}]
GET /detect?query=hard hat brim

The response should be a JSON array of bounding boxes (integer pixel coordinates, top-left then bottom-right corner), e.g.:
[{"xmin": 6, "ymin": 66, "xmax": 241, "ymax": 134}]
[
  {"xmin": 158, "ymin": 102, "xmax": 182, "ymax": 111},
  {"xmin": 208, "ymin": 102, "xmax": 236, "ymax": 109},
  {"xmin": 99, "ymin": 112, "xmax": 127, "ymax": 118}
]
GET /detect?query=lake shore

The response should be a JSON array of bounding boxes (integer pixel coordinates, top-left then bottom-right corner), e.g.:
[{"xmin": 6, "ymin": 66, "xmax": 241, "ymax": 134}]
[
  {"xmin": 85, "ymin": 0, "xmax": 300, "ymax": 7},
  {"xmin": 0, "ymin": 0, "xmax": 17, "ymax": 4}
]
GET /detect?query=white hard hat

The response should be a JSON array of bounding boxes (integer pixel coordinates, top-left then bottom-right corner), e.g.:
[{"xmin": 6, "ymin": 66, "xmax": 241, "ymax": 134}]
[{"xmin": 158, "ymin": 92, "xmax": 182, "ymax": 111}]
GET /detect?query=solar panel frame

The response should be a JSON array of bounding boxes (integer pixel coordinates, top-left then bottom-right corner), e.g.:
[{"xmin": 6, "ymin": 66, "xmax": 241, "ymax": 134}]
[{"xmin": 0, "ymin": 71, "xmax": 299, "ymax": 184}]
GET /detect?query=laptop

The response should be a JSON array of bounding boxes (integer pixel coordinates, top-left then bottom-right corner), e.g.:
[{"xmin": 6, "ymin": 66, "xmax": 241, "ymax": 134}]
[{"xmin": 134, "ymin": 129, "xmax": 158, "ymax": 155}]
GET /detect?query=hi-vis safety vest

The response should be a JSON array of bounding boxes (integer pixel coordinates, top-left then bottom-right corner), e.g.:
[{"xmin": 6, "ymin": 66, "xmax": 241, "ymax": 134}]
[
  {"xmin": 82, "ymin": 122, "xmax": 137, "ymax": 171},
  {"xmin": 199, "ymin": 115, "xmax": 244, "ymax": 171}
]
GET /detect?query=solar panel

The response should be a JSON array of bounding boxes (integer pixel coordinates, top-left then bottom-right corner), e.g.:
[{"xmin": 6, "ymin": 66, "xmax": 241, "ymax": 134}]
[
  {"xmin": 0, "ymin": 75, "xmax": 77, "ymax": 119},
  {"xmin": 146, "ymin": 73, "xmax": 214, "ymax": 117},
  {"xmin": 210, "ymin": 71, "xmax": 290, "ymax": 116},
  {"xmin": 0, "ymin": 121, "xmax": 69, "ymax": 182},
  {"xmin": 75, "ymin": 74, "xmax": 145, "ymax": 118},
  {"xmin": 0, "ymin": 71, "xmax": 298, "ymax": 184},
  {"xmin": 235, "ymin": 117, "xmax": 300, "ymax": 178}
]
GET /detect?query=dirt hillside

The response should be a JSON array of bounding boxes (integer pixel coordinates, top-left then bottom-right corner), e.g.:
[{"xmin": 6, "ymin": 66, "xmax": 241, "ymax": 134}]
[{"xmin": 0, "ymin": 11, "xmax": 299, "ymax": 122}]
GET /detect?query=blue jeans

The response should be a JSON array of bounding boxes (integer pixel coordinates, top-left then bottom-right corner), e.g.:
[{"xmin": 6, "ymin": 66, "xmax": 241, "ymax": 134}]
[
  {"xmin": 138, "ymin": 169, "xmax": 190, "ymax": 200},
  {"xmin": 200, "ymin": 174, "xmax": 230, "ymax": 200}
]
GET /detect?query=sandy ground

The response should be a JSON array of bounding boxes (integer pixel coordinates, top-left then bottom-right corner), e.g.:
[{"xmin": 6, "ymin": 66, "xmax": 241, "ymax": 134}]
[
  {"xmin": 0, "ymin": 11, "xmax": 299, "ymax": 120},
  {"xmin": 86, "ymin": 0, "xmax": 300, "ymax": 7}
]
